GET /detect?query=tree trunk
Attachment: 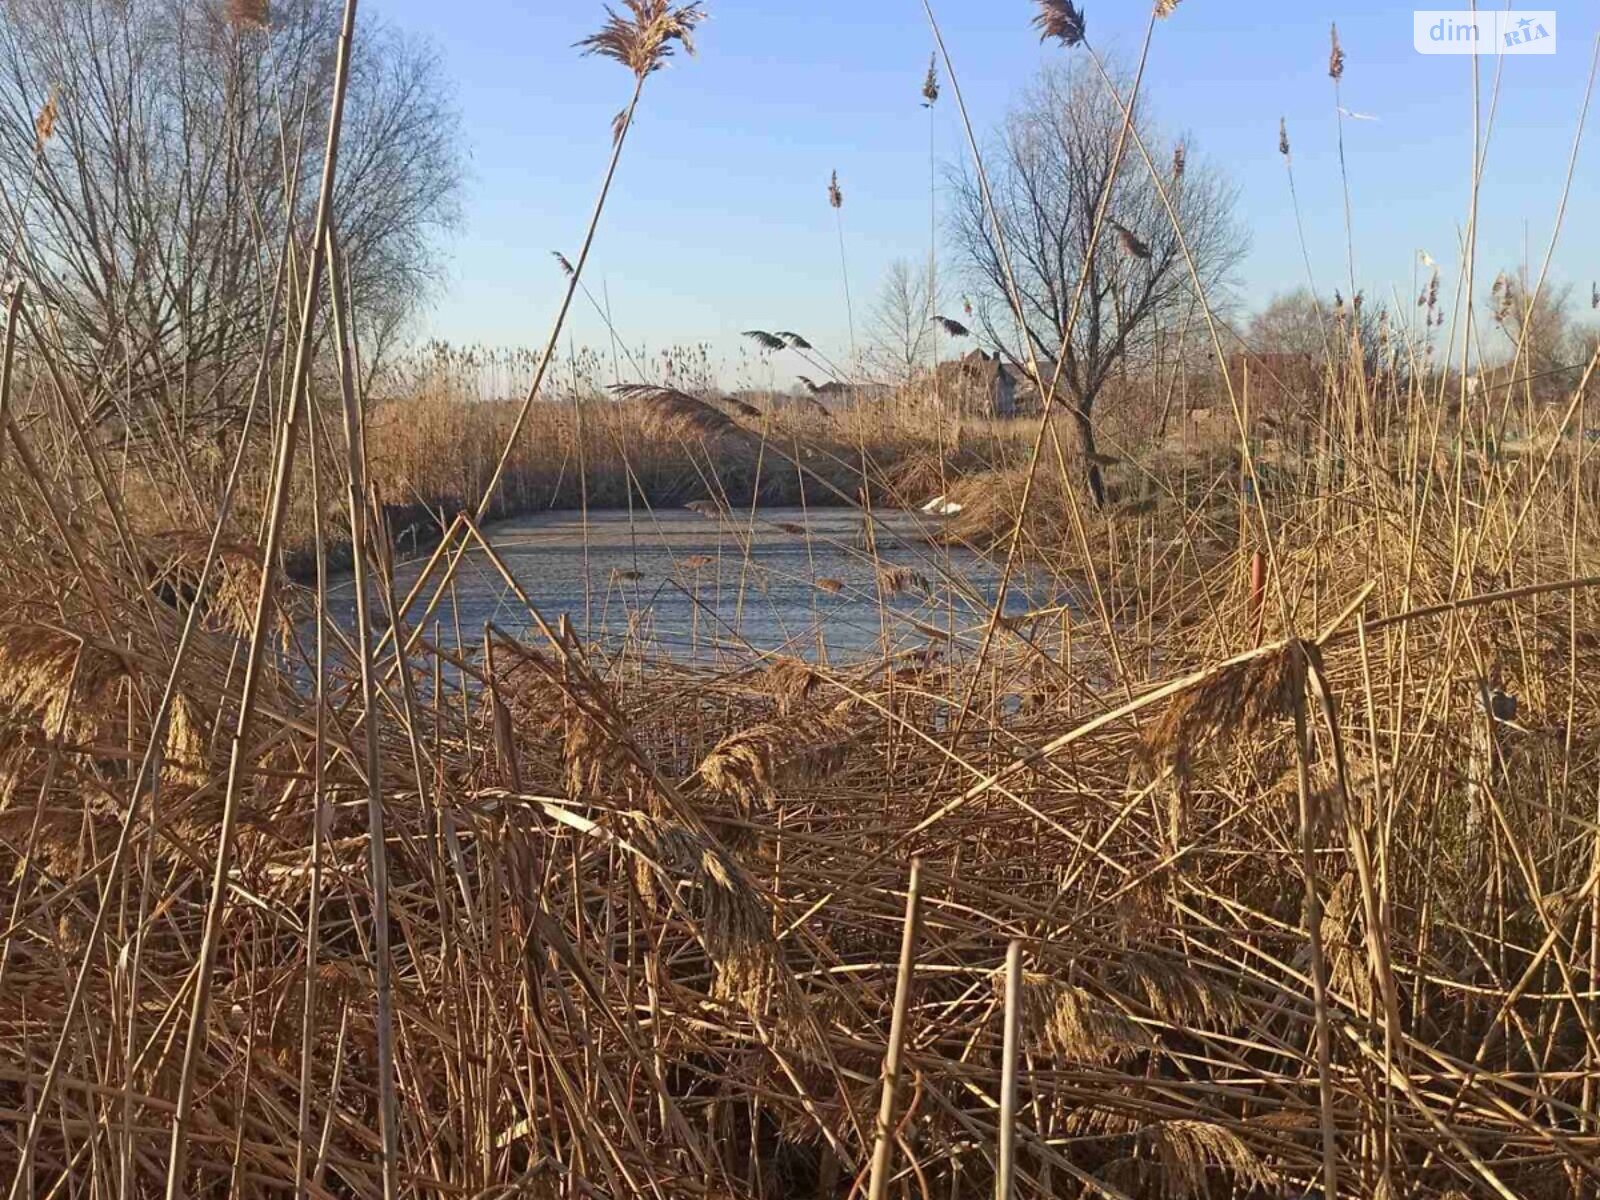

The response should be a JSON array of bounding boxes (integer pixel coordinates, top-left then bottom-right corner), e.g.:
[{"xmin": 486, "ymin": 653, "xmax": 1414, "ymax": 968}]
[{"xmin": 1072, "ymin": 402, "xmax": 1107, "ymax": 509}]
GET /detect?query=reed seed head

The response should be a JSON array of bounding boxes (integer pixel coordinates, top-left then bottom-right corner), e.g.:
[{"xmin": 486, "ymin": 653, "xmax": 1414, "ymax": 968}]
[
  {"xmin": 1329, "ymin": 23, "xmax": 1345, "ymax": 80},
  {"xmin": 577, "ymin": 1, "xmax": 706, "ymax": 81},
  {"xmin": 827, "ymin": 170, "xmax": 842, "ymax": 209},
  {"xmin": 1111, "ymin": 220, "xmax": 1153, "ymax": 260},
  {"xmin": 921, "ymin": 52, "xmax": 940, "ymax": 105},
  {"xmin": 610, "ymin": 383, "xmax": 742, "ymax": 440},
  {"xmin": 775, "ymin": 330, "xmax": 814, "ymax": 350},
  {"xmin": 1033, "ymin": 0, "xmax": 1086, "ymax": 48},
  {"xmin": 225, "ymin": 0, "xmax": 269, "ymax": 30},
  {"xmin": 34, "ymin": 92, "xmax": 56, "ymax": 154},
  {"xmin": 1171, "ymin": 139, "xmax": 1186, "ymax": 182},
  {"xmin": 552, "ymin": 250, "xmax": 576, "ymax": 278},
  {"xmin": 742, "ymin": 329, "xmax": 787, "ymax": 353},
  {"xmin": 931, "ymin": 315, "xmax": 970, "ymax": 338},
  {"xmin": 1278, "ymin": 117, "xmax": 1290, "ymax": 158},
  {"xmin": 1154, "ymin": 0, "xmax": 1181, "ymax": 16}
]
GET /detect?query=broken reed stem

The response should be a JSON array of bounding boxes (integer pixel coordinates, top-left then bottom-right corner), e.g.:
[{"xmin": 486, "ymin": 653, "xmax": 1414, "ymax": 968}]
[
  {"xmin": 997, "ymin": 939, "xmax": 1023, "ymax": 1200},
  {"xmin": 866, "ymin": 858, "xmax": 924, "ymax": 1200},
  {"xmin": 163, "ymin": 0, "xmax": 362, "ymax": 1195}
]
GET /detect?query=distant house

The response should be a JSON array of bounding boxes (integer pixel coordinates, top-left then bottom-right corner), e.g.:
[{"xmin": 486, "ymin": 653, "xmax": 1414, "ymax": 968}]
[{"xmin": 929, "ymin": 349, "xmax": 1017, "ymax": 418}]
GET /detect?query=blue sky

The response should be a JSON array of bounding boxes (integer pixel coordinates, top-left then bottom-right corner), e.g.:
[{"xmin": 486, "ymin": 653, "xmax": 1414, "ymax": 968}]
[{"xmin": 381, "ymin": 1, "xmax": 1599, "ymax": 377}]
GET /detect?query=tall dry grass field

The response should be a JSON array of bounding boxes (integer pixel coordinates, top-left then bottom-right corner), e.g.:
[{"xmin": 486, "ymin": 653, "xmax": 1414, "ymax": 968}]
[{"xmin": 3, "ymin": 2, "xmax": 1600, "ymax": 1198}]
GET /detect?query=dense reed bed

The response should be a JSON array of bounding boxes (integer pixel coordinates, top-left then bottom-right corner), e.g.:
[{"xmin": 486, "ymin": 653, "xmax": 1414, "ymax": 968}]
[
  {"xmin": 4, "ymin": 0, "xmax": 1600, "ymax": 1197},
  {"xmin": 6, "ymin": 309, "xmax": 1600, "ymax": 1197}
]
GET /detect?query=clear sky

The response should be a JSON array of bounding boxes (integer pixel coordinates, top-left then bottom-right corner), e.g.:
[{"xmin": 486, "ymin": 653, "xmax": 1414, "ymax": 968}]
[{"xmin": 380, "ymin": 0, "xmax": 1599, "ymax": 378}]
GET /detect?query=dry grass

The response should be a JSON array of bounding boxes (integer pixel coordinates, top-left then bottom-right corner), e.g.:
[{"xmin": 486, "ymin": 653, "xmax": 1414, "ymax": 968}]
[
  {"xmin": 7, "ymin": 336, "xmax": 1599, "ymax": 1196},
  {"xmin": 5, "ymin": 4, "xmax": 1600, "ymax": 1199}
]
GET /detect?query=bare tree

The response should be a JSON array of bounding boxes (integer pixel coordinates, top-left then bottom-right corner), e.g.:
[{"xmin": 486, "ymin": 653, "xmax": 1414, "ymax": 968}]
[
  {"xmin": 0, "ymin": 0, "xmax": 463, "ymax": 435},
  {"xmin": 950, "ymin": 61, "xmax": 1246, "ymax": 505},
  {"xmin": 1246, "ymin": 289, "xmax": 1330, "ymax": 360},
  {"xmin": 1492, "ymin": 273, "xmax": 1586, "ymax": 395},
  {"xmin": 866, "ymin": 258, "xmax": 938, "ymax": 385}
]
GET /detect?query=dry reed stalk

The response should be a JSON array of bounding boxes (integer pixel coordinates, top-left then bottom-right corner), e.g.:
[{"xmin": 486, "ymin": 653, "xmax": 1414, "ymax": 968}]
[
  {"xmin": 865, "ymin": 859, "xmax": 922, "ymax": 1200},
  {"xmin": 0, "ymin": 286, "xmax": 20, "ymax": 470},
  {"xmin": 997, "ymin": 940, "xmax": 1023, "ymax": 1200},
  {"xmin": 162, "ymin": 1, "xmax": 363, "ymax": 1194},
  {"xmin": 324, "ymin": 225, "xmax": 400, "ymax": 1195}
]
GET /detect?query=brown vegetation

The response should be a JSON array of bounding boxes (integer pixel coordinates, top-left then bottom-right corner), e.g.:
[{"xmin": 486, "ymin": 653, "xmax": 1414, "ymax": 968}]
[{"xmin": 3, "ymin": 1, "xmax": 1600, "ymax": 1198}]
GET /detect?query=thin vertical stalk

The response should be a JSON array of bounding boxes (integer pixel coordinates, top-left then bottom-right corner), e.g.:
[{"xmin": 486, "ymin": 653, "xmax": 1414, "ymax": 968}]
[
  {"xmin": 326, "ymin": 225, "xmax": 400, "ymax": 1197},
  {"xmin": 1292, "ymin": 652, "xmax": 1340, "ymax": 1200},
  {"xmin": 996, "ymin": 939, "xmax": 1023, "ymax": 1200},
  {"xmin": 0, "ymin": 284, "xmax": 21, "ymax": 474},
  {"xmin": 475, "ymin": 76, "xmax": 645, "ymax": 522},
  {"xmin": 867, "ymin": 859, "xmax": 924, "ymax": 1200},
  {"xmin": 836, "ymin": 208, "xmax": 856, "ymax": 360},
  {"xmin": 294, "ymin": 403, "xmax": 329, "ymax": 1198},
  {"xmin": 163, "ymin": 0, "xmax": 361, "ymax": 1194}
]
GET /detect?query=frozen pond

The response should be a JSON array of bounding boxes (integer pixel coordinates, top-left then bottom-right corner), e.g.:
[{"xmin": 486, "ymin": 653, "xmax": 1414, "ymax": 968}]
[{"xmin": 326, "ymin": 506, "xmax": 1056, "ymax": 663}]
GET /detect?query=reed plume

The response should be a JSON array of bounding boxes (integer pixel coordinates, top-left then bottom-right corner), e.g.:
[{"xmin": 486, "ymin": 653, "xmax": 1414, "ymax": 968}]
[
  {"xmin": 695, "ymin": 703, "xmax": 862, "ymax": 818},
  {"xmin": 1143, "ymin": 641, "xmax": 1313, "ymax": 784},
  {"xmin": 0, "ymin": 625, "xmax": 128, "ymax": 740},
  {"xmin": 921, "ymin": 53, "xmax": 940, "ymax": 106},
  {"xmin": 610, "ymin": 383, "xmax": 743, "ymax": 438},
  {"xmin": 1033, "ymin": 0, "xmax": 1086, "ymax": 48},
  {"xmin": 876, "ymin": 565, "xmax": 931, "ymax": 598},
  {"xmin": 225, "ymin": 0, "xmax": 270, "ymax": 30},
  {"xmin": 1111, "ymin": 220, "xmax": 1153, "ymax": 260},
  {"xmin": 931, "ymin": 315, "xmax": 970, "ymax": 337},
  {"xmin": 576, "ymin": 1, "xmax": 706, "ymax": 80},
  {"xmin": 742, "ymin": 329, "xmax": 788, "ymax": 352},
  {"xmin": 1278, "ymin": 117, "xmax": 1290, "ymax": 157},
  {"xmin": 34, "ymin": 92, "xmax": 56, "ymax": 153},
  {"xmin": 775, "ymin": 330, "xmax": 813, "ymax": 350},
  {"xmin": 1328, "ymin": 23, "xmax": 1345, "ymax": 80},
  {"xmin": 1008, "ymin": 969, "xmax": 1147, "ymax": 1062},
  {"xmin": 1152, "ymin": 1121, "xmax": 1277, "ymax": 1196}
]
